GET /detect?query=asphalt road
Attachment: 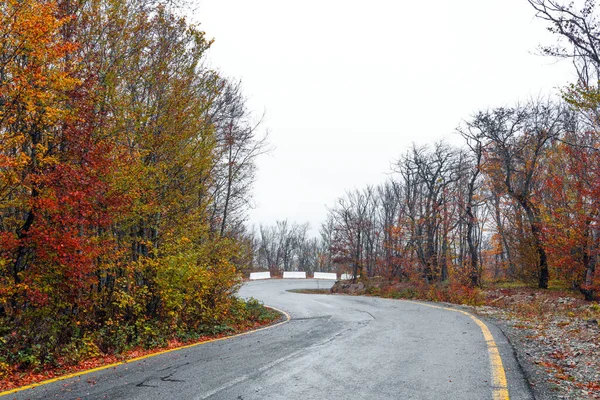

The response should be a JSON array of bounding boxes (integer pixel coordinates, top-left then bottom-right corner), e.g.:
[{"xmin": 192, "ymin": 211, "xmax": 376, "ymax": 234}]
[{"xmin": 8, "ymin": 279, "xmax": 533, "ymax": 399}]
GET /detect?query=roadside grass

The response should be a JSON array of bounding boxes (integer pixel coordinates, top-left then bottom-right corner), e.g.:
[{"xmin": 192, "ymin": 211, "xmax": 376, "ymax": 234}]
[
  {"xmin": 489, "ymin": 279, "xmax": 572, "ymax": 291},
  {"xmin": 0, "ymin": 299, "xmax": 282, "ymax": 393},
  {"xmin": 332, "ymin": 278, "xmax": 485, "ymax": 306},
  {"xmin": 488, "ymin": 280, "xmax": 531, "ymax": 289}
]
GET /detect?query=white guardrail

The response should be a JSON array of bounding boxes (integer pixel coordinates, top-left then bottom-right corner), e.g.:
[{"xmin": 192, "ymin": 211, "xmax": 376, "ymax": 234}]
[
  {"xmin": 313, "ymin": 272, "xmax": 337, "ymax": 280},
  {"xmin": 282, "ymin": 271, "xmax": 307, "ymax": 279},
  {"xmin": 249, "ymin": 271, "xmax": 271, "ymax": 280},
  {"xmin": 250, "ymin": 271, "xmax": 341, "ymax": 280}
]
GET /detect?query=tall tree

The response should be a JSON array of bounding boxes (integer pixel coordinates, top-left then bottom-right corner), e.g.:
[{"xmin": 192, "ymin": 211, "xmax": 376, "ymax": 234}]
[
  {"xmin": 475, "ymin": 101, "xmax": 567, "ymax": 288},
  {"xmin": 459, "ymin": 120, "xmax": 489, "ymax": 286},
  {"xmin": 208, "ymin": 80, "xmax": 268, "ymax": 238}
]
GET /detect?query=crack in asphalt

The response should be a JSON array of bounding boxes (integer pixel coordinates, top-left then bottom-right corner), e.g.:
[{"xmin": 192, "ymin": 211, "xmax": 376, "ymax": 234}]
[
  {"xmin": 292, "ymin": 315, "xmax": 333, "ymax": 321},
  {"xmin": 136, "ymin": 371, "xmax": 186, "ymax": 388},
  {"xmin": 341, "ymin": 307, "xmax": 377, "ymax": 320},
  {"xmin": 160, "ymin": 372, "xmax": 185, "ymax": 383},
  {"xmin": 136, "ymin": 379, "xmax": 158, "ymax": 388},
  {"xmin": 158, "ymin": 362, "xmax": 190, "ymax": 372}
]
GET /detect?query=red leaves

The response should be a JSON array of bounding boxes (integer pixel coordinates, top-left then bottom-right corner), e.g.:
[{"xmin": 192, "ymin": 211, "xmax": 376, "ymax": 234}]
[
  {"xmin": 541, "ymin": 136, "xmax": 600, "ymax": 296},
  {"xmin": 0, "ymin": 0, "xmax": 251, "ymax": 386}
]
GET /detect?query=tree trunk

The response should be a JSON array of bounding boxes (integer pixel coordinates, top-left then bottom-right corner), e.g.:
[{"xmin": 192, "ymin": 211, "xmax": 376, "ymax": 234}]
[
  {"xmin": 520, "ymin": 199, "xmax": 549, "ymax": 289},
  {"xmin": 466, "ymin": 206, "xmax": 479, "ymax": 287},
  {"xmin": 219, "ymin": 142, "xmax": 233, "ymax": 237},
  {"xmin": 580, "ymin": 217, "xmax": 597, "ymax": 301}
]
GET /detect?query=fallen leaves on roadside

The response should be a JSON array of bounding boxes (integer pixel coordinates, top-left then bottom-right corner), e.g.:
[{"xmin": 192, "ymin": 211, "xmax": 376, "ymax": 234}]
[{"xmin": 474, "ymin": 289, "xmax": 600, "ymax": 400}]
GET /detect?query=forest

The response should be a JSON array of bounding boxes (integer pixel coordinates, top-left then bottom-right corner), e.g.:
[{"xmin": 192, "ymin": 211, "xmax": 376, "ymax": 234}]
[
  {"xmin": 0, "ymin": 0, "xmax": 268, "ymax": 377},
  {"xmin": 252, "ymin": 0, "xmax": 600, "ymax": 302},
  {"xmin": 2, "ymin": 0, "xmax": 600, "ymax": 389}
]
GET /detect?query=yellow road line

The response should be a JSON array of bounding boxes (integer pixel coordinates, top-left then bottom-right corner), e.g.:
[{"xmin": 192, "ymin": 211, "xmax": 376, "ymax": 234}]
[
  {"xmin": 405, "ymin": 300, "xmax": 510, "ymax": 400},
  {"xmin": 0, "ymin": 306, "xmax": 291, "ymax": 398}
]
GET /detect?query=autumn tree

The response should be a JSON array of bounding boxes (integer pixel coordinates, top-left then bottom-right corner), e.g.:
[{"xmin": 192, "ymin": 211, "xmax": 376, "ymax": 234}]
[
  {"xmin": 376, "ymin": 180, "xmax": 406, "ymax": 278},
  {"xmin": 0, "ymin": 0, "xmax": 268, "ymax": 371},
  {"xmin": 542, "ymin": 132, "xmax": 600, "ymax": 299},
  {"xmin": 473, "ymin": 101, "xmax": 569, "ymax": 288},
  {"xmin": 397, "ymin": 143, "xmax": 462, "ymax": 283},
  {"xmin": 459, "ymin": 119, "xmax": 492, "ymax": 286}
]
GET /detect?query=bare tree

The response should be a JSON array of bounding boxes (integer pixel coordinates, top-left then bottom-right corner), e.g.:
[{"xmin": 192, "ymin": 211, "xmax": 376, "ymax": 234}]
[
  {"xmin": 377, "ymin": 180, "xmax": 403, "ymax": 277},
  {"xmin": 208, "ymin": 79, "xmax": 269, "ymax": 238},
  {"xmin": 529, "ymin": 0, "xmax": 600, "ymax": 86},
  {"xmin": 458, "ymin": 121, "xmax": 488, "ymax": 286},
  {"xmin": 528, "ymin": 0, "xmax": 600, "ymax": 130},
  {"xmin": 398, "ymin": 143, "xmax": 461, "ymax": 283},
  {"xmin": 255, "ymin": 220, "xmax": 318, "ymax": 273},
  {"xmin": 319, "ymin": 215, "xmax": 335, "ymax": 272},
  {"xmin": 329, "ymin": 188, "xmax": 374, "ymax": 282}
]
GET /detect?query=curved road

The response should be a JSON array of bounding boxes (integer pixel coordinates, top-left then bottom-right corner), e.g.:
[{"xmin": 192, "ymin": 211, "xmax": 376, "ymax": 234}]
[{"xmin": 7, "ymin": 279, "xmax": 532, "ymax": 399}]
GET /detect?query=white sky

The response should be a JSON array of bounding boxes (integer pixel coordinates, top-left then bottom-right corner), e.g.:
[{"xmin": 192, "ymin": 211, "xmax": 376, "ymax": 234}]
[{"xmin": 192, "ymin": 0, "xmax": 576, "ymax": 235}]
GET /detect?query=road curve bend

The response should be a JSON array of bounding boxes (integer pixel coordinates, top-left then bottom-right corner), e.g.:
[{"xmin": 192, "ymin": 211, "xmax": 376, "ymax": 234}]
[{"xmin": 6, "ymin": 279, "xmax": 533, "ymax": 400}]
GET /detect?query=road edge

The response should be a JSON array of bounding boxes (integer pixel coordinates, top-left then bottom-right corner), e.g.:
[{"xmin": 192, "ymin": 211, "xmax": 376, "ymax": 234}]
[
  {"xmin": 0, "ymin": 306, "xmax": 291, "ymax": 398},
  {"xmin": 494, "ymin": 322, "xmax": 539, "ymax": 399},
  {"xmin": 404, "ymin": 300, "xmax": 510, "ymax": 400}
]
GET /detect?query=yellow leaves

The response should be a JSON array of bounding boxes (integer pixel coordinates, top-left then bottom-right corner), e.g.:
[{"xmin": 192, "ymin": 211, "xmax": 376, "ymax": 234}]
[
  {"xmin": 0, "ymin": 0, "xmax": 259, "ymax": 375},
  {"xmin": 0, "ymin": 0, "xmax": 81, "ymax": 216},
  {"xmin": 0, "ymin": 361, "xmax": 11, "ymax": 380},
  {"xmin": 1, "ymin": 0, "xmax": 80, "ymax": 122},
  {"xmin": 562, "ymin": 82, "xmax": 600, "ymax": 111}
]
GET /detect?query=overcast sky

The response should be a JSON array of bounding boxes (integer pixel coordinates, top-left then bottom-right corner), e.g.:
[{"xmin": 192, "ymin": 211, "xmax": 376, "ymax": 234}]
[{"xmin": 193, "ymin": 0, "xmax": 575, "ymax": 235}]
